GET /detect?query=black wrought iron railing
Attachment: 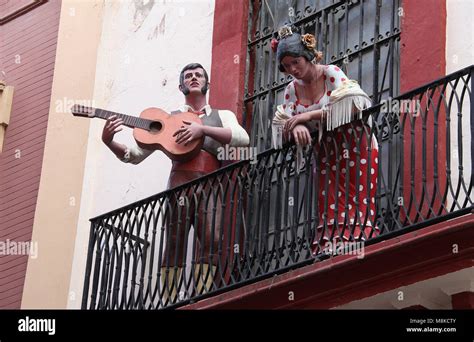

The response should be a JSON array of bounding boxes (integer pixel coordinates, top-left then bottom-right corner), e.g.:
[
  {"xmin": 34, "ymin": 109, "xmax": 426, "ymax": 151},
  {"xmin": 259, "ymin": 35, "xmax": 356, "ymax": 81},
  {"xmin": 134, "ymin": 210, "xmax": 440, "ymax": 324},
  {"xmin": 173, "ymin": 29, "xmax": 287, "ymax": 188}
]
[{"xmin": 82, "ymin": 65, "xmax": 473, "ymax": 310}]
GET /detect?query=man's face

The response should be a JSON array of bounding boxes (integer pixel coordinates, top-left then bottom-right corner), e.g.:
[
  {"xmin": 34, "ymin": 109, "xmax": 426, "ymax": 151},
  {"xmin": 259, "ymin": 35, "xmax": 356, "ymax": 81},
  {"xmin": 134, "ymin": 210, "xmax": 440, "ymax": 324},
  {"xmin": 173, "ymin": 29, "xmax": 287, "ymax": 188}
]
[{"xmin": 182, "ymin": 68, "xmax": 207, "ymax": 94}]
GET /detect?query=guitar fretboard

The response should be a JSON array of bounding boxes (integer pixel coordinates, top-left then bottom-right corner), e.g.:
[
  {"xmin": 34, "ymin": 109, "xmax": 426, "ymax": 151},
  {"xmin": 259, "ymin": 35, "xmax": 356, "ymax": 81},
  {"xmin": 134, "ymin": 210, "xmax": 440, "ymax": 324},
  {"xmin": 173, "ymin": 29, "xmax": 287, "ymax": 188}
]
[{"xmin": 95, "ymin": 108, "xmax": 152, "ymax": 130}]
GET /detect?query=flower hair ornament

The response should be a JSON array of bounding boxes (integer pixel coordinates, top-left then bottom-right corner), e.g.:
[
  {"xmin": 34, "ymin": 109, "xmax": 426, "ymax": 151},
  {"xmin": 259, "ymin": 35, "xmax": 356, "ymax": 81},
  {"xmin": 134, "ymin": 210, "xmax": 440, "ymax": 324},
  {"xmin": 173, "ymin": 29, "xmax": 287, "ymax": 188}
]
[
  {"xmin": 278, "ymin": 25, "xmax": 294, "ymax": 39},
  {"xmin": 271, "ymin": 36, "xmax": 279, "ymax": 52},
  {"xmin": 271, "ymin": 25, "xmax": 296, "ymax": 52},
  {"xmin": 301, "ymin": 33, "xmax": 316, "ymax": 51}
]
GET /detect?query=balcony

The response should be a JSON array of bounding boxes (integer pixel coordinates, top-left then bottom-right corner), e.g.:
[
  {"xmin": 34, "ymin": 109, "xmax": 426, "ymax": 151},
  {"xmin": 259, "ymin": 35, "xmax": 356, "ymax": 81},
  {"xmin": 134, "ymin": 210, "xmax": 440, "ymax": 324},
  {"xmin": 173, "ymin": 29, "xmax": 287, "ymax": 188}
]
[{"xmin": 81, "ymin": 65, "xmax": 473, "ymax": 310}]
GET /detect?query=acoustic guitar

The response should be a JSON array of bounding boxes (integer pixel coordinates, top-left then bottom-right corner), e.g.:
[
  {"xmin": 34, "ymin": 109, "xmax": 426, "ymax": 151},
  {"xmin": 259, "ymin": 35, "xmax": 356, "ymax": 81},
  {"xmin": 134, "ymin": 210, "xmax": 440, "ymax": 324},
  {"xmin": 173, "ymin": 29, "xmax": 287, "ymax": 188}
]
[{"xmin": 71, "ymin": 105, "xmax": 203, "ymax": 162}]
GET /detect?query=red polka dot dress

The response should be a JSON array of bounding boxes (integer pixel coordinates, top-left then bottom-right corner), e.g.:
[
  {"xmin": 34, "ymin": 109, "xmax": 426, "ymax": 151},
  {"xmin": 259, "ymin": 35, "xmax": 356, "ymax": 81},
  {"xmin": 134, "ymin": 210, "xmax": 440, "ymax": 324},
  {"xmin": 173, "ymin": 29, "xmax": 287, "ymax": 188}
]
[{"xmin": 281, "ymin": 65, "xmax": 379, "ymax": 254}]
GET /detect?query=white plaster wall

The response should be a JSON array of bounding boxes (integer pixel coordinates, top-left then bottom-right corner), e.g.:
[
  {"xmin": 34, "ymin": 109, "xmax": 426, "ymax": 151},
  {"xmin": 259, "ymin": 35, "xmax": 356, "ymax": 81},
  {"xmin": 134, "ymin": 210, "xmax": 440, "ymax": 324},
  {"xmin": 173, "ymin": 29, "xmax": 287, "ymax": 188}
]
[
  {"xmin": 68, "ymin": 0, "xmax": 215, "ymax": 308},
  {"xmin": 446, "ymin": 0, "xmax": 473, "ymax": 208}
]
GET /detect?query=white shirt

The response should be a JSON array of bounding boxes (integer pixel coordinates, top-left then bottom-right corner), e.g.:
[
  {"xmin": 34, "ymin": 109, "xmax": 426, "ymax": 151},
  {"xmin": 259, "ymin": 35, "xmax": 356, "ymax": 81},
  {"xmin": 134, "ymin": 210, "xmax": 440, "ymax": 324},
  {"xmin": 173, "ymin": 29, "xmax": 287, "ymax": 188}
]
[{"xmin": 119, "ymin": 104, "xmax": 249, "ymax": 164}]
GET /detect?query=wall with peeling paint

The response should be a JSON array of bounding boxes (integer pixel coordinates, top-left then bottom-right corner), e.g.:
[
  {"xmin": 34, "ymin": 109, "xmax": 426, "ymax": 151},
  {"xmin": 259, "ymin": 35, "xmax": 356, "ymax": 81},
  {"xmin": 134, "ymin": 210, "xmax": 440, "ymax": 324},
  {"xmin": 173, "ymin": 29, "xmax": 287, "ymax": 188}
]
[{"xmin": 68, "ymin": 0, "xmax": 216, "ymax": 308}]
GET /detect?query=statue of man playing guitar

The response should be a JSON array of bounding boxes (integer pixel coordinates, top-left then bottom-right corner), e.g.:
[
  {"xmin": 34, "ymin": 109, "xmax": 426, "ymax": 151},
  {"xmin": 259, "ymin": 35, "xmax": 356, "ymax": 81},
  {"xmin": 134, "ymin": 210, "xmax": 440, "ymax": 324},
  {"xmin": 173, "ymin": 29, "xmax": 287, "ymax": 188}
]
[{"xmin": 101, "ymin": 63, "xmax": 250, "ymax": 304}]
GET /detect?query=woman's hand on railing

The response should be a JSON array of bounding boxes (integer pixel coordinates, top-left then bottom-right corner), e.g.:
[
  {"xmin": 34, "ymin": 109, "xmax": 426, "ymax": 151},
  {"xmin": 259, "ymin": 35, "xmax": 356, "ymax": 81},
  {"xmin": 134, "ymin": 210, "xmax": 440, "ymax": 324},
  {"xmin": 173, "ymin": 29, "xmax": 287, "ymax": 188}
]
[{"xmin": 289, "ymin": 124, "xmax": 311, "ymax": 146}]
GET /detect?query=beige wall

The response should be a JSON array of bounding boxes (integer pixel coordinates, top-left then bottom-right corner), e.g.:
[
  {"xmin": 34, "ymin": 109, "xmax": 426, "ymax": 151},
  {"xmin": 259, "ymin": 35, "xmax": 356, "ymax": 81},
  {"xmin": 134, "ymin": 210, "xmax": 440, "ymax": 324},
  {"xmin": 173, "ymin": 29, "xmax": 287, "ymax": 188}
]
[{"xmin": 21, "ymin": 0, "xmax": 105, "ymax": 308}]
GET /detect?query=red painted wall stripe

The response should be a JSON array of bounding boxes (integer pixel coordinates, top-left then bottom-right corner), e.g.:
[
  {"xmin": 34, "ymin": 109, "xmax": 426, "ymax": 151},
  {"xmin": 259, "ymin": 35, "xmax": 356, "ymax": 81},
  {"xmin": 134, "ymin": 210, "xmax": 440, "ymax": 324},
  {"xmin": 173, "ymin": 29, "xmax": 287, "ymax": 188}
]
[
  {"xmin": 0, "ymin": 0, "xmax": 61, "ymax": 309},
  {"xmin": 209, "ymin": 0, "xmax": 251, "ymax": 280},
  {"xmin": 452, "ymin": 292, "xmax": 474, "ymax": 309},
  {"xmin": 209, "ymin": 0, "xmax": 249, "ymax": 123},
  {"xmin": 400, "ymin": 0, "xmax": 447, "ymax": 224},
  {"xmin": 400, "ymin": 0, "xmax": 446, "ymax": 92}
]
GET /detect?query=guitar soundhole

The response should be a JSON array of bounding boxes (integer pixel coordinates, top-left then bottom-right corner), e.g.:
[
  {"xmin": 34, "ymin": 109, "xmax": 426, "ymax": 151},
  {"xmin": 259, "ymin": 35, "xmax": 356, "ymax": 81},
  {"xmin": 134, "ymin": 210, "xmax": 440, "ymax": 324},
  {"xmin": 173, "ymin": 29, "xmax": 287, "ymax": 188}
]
[{"xmin": 149, "ymin": 121, "xmax": 163, "ymax": 133}]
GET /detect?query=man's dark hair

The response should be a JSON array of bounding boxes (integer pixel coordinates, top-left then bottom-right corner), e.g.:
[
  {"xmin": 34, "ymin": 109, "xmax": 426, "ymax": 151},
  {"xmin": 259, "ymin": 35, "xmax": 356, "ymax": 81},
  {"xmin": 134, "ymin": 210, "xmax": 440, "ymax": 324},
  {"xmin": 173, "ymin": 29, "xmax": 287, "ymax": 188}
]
[{"xmin": 179, "ymin": 63, "xmax": 209, "ymax": 95}]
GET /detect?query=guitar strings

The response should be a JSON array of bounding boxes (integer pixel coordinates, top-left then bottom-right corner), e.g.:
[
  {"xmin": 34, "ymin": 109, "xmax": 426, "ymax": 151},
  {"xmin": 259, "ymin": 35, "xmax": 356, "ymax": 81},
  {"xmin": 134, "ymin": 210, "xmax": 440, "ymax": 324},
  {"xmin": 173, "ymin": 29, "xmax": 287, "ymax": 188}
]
[{"xmin": 96, "ymin": 108, "xmax": 154, "ymax": 131}]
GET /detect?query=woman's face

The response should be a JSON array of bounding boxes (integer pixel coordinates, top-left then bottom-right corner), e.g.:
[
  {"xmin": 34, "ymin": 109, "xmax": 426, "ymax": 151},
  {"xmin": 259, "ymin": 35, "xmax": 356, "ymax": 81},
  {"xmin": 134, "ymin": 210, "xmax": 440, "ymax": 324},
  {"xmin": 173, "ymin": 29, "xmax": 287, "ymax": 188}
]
[{"xmin": 281, "ymin": 56, "xmax": 312, "ymax": 79}]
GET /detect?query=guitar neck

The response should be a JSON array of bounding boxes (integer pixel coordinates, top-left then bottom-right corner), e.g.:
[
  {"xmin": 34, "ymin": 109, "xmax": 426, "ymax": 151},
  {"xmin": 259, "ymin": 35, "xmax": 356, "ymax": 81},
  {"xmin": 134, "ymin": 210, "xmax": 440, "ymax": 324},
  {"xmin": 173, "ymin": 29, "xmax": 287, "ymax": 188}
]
[{"xmin": 94, "ymin": 108, "xmax": 151, "ymax": 130}]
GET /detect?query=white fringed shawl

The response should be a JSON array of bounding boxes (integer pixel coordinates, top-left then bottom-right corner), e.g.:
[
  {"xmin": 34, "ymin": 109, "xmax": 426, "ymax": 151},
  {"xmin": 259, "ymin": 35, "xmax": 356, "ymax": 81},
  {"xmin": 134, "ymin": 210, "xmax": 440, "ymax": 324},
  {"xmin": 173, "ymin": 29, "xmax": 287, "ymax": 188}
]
[{"xmin": 323, "ymin": 79, "xmax": 372, "ymax": 131}]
